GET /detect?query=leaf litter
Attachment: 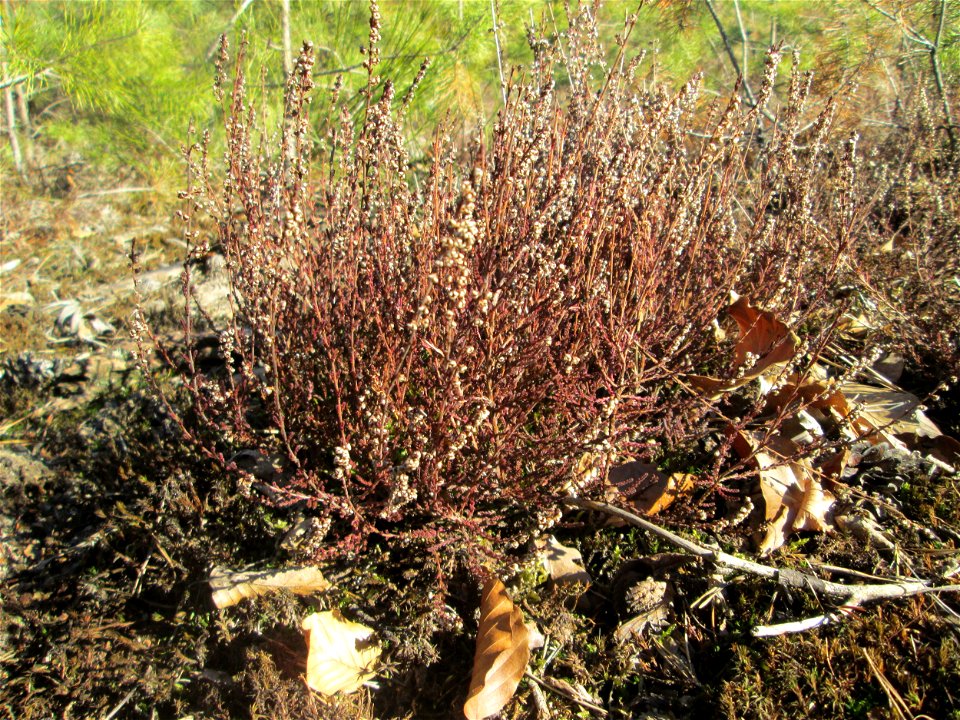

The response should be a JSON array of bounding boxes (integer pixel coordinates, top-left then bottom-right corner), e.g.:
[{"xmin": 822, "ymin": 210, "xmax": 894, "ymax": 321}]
[
  {"xmin": 464, "ymin": 578, "xmax": 533, "ymax": 720},
  {"xmin": 3, "ymin": 268, "xmax": 959, "ymax": 720},
  {"xmin": 688, "ymin": 295, "xmax": 800, "ymax": 398},
  {"xmin": 209, "ymin": 566, "xmax": 331, "ymax": 609},
  {"xmin": 302, "ymin": 610, "xmax": 381, "ymax": 697},
  {"xmin": 536, "ymin": 535, "xmax": 591, "ymax": 586},
  {"xmin": 732, "ymin": 431, "xmax": 837, "ymax": 554}
]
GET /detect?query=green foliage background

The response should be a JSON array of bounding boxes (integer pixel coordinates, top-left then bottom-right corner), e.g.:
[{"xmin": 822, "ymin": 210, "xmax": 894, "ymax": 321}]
[{"xmin": 1, "ymin": 0, "xmax": 957, "ymax": 194}]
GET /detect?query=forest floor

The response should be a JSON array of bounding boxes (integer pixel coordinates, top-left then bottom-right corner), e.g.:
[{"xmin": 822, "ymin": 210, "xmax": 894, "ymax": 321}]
[{"xmin": 2, "ymin": 187, "xmax": 960, "ymax": 720}]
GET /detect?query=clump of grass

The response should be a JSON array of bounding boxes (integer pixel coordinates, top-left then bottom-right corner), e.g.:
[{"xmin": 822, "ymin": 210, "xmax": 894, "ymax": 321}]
[{"xmin": 135, "ymin": 3, "xmax": 860, "ymax": 571}]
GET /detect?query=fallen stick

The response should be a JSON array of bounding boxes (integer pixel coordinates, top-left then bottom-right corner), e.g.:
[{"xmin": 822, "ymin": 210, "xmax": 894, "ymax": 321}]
[
  {"xmin": 564, "ymin": 497, "xmax": 960, "ymax": 634},
  {"xmin": 752, "ymin": 614, "xmax": 839, "ymax": 637},
  {"xmin": 525, "ymin": 672, "xmax": 607, "ymax": 717}
]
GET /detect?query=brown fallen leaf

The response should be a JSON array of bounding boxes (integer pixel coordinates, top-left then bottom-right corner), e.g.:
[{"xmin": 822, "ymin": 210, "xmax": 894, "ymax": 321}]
[
  {"xmin": 817, "ymin": 448, "xmax": 851, "ymax": 483},
  {"xmin": 537, "ymin": 536, "xmax": 591, "ymax": 586},
  {"xmin": 840, "ymin": 382, "xmax": 943, "ymax": 442},
  {"xmin": 761, "ymin": 379, "xmax": 947, "ymax": 454},
  {"xmin": 871, "ymin": 352, "xmax": 905, "ymax": 384},
  {"xmin": 302, "ymin": 610, "xmax": 380, "ymax": 696},
  {"xmin": 464, "ymin": 579, "xmax": 531, "ymax": 720},
  {"xmin": 727, "ymin": 295, "xmax": 799, "ymax": 375},
  {"xmin": 767, "ymin": 379, "xmax": 957, "ymax": 468},
  {"xmin": 837, "ymin": 311, "xmax": 876, "ymax": 338},
  {"xmin": 776, "ymin": 408, "xmax": 826, "ymax": 446},
  {"xmin": 733, "ymin": 432, "xmax": 835, "ymax": 554},
  {"xmin": 210, "ymin": 566, "xmax": 330, "ymax": 609},
  {"xmin": 763, "ymin": 374, "xmax": 851, "ymax": 419},
  {"xmin": 902, "ymin": 434, "xmax": 960, "ymax": 472},
  {"xmin": 688, "ymin": 296, "xmax": 799, "ymax": 398},
  {"xmin": 686, "ymin": 373, "xmax": 740, "ymax": 398},
  {"xmin": 606, "ymin": 461, "xmax": 695, "ymax": 516}
]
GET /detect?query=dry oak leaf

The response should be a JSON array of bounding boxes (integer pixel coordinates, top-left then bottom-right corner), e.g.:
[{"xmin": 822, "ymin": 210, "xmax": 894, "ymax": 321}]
[
  {"xmin": 755, "ymin": 372, "xmax": 957, "ymax": 467},
  {"xmin": 464, "ymin": 578, "xmax": 531, "ymax": 720},
  {"xmin": 302, "ymin": 610, "xmax": 380, "ymax": 697},
  {"xmin": 840, "ymin": 382, "xmax": 943, "ymax": 443},
  {"xmin": 733, "ymin": 432, "xmax": 835, "ymax": 554},
  {"xmin": 537, "ymin": 536, "xmax": 591, "ymax": 585},
  {"xmin": 606, "ymin": 461, "xmax": 695, "ymax": 516},
  {"xmin": 210, "ymin": 566, "xmax": 330, "ymax": 609},
  {"xmin": 763, "ymin": 374, "xmax": 852, "ymax": 421},
  {"xmin": 768, "ymin": 378, "xmax": 946, "ymax": 447},
  {"xmin": 826, "ymin": 382, "xmax": 957, "ymax": 469},
  {"xmin": 689, "ymin": 296, "xmax": 799, "ymax": 399},
  {"xmin": 727, "ymin": 295, "xmax": 799, "ymax": 374}
]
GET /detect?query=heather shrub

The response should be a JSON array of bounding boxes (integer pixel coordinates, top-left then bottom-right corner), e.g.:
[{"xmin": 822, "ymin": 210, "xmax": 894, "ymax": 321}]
[
  {"xmin": 137, "ymin": 6, "xmax": 861, "ymax": 564},
  {"xmin": 849, "ymin": 88, "xmax": 959, "ymax": 386}
]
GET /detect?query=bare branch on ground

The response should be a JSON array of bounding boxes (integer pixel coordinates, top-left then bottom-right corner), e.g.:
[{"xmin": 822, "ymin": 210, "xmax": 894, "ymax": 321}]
[{"xmin": 565, "ymin": 497, "xmax": 960, "ymax": 635}]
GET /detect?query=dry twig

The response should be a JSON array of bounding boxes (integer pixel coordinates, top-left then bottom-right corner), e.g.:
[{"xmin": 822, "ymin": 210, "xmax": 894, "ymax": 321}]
[
  {"xmin": 525, "ymin": 672, "xmax": 607, "ymax": 717},
  {"xmin": 565, "ymin": 497, "xmax": 960, "ymax": 636}
]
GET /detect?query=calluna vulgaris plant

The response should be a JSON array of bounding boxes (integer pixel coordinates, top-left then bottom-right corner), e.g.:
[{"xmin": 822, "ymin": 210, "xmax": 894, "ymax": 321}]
[
  {"xmin": 134, "ymin": 3, "xmax": 867, "ymax": 566},
  {"xmin": 851, "ymin": 86, "xmax": 959, "ymax": 386}
]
